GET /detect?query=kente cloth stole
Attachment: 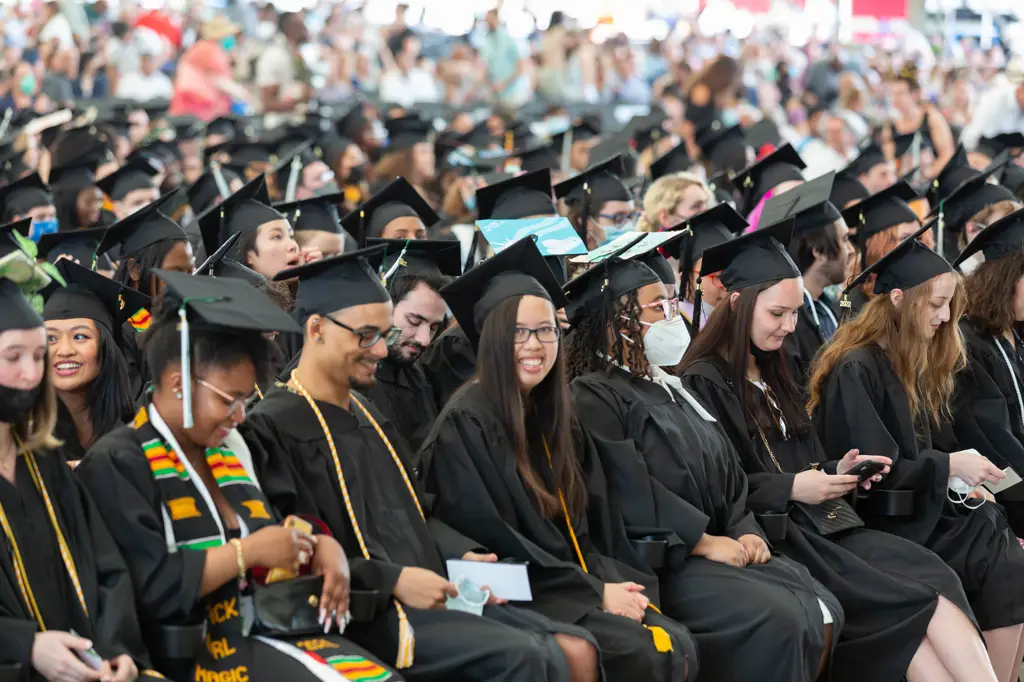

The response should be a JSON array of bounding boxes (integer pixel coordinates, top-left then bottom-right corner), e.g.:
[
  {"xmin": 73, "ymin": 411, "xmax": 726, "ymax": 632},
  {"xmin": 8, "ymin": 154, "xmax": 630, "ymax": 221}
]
[{"xmin": 128, "ymin": 307, "xmax": 151, "ymax": 332}]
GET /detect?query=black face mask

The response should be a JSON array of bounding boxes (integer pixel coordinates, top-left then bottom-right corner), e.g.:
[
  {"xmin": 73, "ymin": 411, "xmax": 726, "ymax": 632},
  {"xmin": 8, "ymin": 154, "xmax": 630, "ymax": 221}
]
[
  {"xmin": 347, "ymin": 163, "xmax": 367, "ymax": 185},
  {"xmin": 0, "ymin": 384, "xmax": 41, "ymax": 425}
]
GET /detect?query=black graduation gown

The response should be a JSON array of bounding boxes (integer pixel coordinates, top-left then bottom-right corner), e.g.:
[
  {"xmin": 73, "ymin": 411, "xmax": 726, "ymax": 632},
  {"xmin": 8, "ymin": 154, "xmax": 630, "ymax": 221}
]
[
  {"xmin": 120, "ymin": 321, "xmax": 149, "ymax": 402},
  {"xmin": 784, "ymin": 295, "xmax": 839, "ymax": 387},
  {"xmin": 242, "ymin": 387, "xmax": 584, "ymax": 682},
  {"xmin": 54, "ymin": 401, "xmax": 87, "ymax": 462},
  {"xmin": 417, "ymin": 325, "xmax": 475, "ymax": 409},
  {"xmin": 421, "ymin": 383, "xmax": 698, "ymax": 682},
  {"xmin": 0, "ymin": 451, "xmax": 154, "ymax": 674},
  {"xmin": 363, "ymin": 357, "xmax": 439, "ymax": 456},
  {"xmin": 572, "ymin": 368, "xmax": 839, "ymax": 682},
  {"xmin": 683, "ymin": 356, "xmax": 978, "ymax": 682},
  {"xmin": 810, "ymin": 344, "xmax": 1024, "ymax": 630}
]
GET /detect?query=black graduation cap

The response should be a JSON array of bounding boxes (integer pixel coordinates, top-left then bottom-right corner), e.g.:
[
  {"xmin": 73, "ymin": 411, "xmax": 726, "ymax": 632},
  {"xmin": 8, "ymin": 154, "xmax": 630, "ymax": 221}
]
[
  {"xmin": 953, "ymin": 207, "xmax": 1024, "ymax": 269},
  {"xmin": 666, "ymin": 203, "xmax": 744, "ymax": 262},
  {"xmin": 730, "ymin": 143, "xmax": 806, "ymax": 214},
  {"xmin": 846, "ymin": 141, "xmax": 889, "ymax": 177},
  {"xmin": 629, "ymin": 110, "xmax": 669, "ymax": 154},
  {"xmin": 186, "ymin": 164, "xmax": 244, "ymax": 215},
  {"xmin": 48, "ymin": 156, "xmax": 100, "ymax": 189},
  {"xmin": 697, "ymin": 122, "xmax": 747, "ymax": 174},
  {"xmin": 193, "ymin": 232, "xmax": 266, "ymax": 285},
  {"xmin": 206, "ymin": 138, "xmax": 277, "ymax": 167},
  {"xmin": 95, "ymin": 157, "xmax": 160, "ymax": 201},
  {"xmin": 366, "ymin": 237, "xmax": 463, "ymax": 285},
  {"xmin": 550, "ymin": 119, "xmax": 601, "ymax": 151},
  {"xmin": 476, "ymin": 169, "xmax": 556, "ymax": 221},
  {"xmin": 385, "ymin": 116, "xmax": 432, "ymax": 152},
  {"xmin": 0, "ymin": 218, "xmax": 33, "ymax": 259},
  {"xmin": 275, "ymin": 245, "xmax": 392, "ymax": 319},
  {"xmin": 757, "ymin": 171, "xmax": 840, "ymax": 236},
  {"xmin": 707, "ymin": 171, "xmax": 737, "ymax": 207},
  {"xmin": 441, "ymin": 237, "xmax": 567, "ymax": 350},
  {"xmin": 699, "ymin": 217, "xmax": 799, "ymax": 291},
  {"xmin": 167, "ymin": 115, "xmax": 204, "ymax": 141},
  {"xmin": 830, "ymin": 170, "xmax": 870, "ymax": 210},
  {"xmin": 976, "ymin": 132, "xmax": 1024, "ymax": 161},
  {"xmin": 0, "ymin": 172, "xmax": 52, "ymax": 222},
  {"xmin": 935, "ymin": 164, "xmax": 1016, "ymax": 234},
  {"xmin": 553, "ymin": 154, "xmax": 632, "ymax": 207},
  {"xmin": 743, "ymin": 119, "xmax": 782, "ymax": 151},
  {"xmin": 196, "ymin": 176, "xmax": 284, "ymax": 259},
  {"xmin": 275, "ymin": 193, "xmax": 345, "ymax": 234},
  {"xmin": 36, "ymin": 227, "xmax": 109, "ymax": 267},
  {"xmin": 927, "ymin": 144, "xmax": 977, "ymax": 206},
  {"xmin": 97, "ymin": 191, "xmax": 187, "ymax": 259},
  {"xmin": 129, "ymin": 139, "xmax": 182, "ymax": 167},
  {"xmin": 339, "ymin": 178, "xmax": 440, "ymax": 245},
  {"xmin": 0, "ymin": 219, "xmax": 46, "ymax": 332},
  {"xmin": 840, "ymin": 181, "xmax": 920, "ymax": 246},
  {"xmin": 43, "ymin": 259, "xmax": 149, "ymax": 341},
  {"xmin": 996, "ymin": 155, "xmax": 1024, "ymax": 198},
  {"xmin": 205, "ymin": 115, "xmax": 248, "ymax": 140},
  {"xmin": 562, "ymin": 235, "xmax": 665, "ymax": 326},
  {"xmin": 841, "ymin": 221, "xmax": 951, "ymax": 301},
  {"xmin": 649, "ymin": 142, "xmax": 693, "ymax": 180},
  {"xmin": 518, "ymin": 141, "xmax": 561, "ymax": 174}
]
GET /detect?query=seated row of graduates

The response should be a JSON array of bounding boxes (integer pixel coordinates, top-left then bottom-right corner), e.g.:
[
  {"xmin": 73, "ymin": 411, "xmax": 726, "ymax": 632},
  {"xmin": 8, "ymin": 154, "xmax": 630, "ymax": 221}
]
[{"xmin": 6, "ymin": 157, "xmax": 1024, "ymax": 682}]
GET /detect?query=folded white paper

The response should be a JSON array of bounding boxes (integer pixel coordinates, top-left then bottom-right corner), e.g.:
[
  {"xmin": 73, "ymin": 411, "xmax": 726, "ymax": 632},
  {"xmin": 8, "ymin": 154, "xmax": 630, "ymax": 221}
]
[
  {"xmin": 445, "ymin": 560, "xmax": 533, "ymax": 601},
  {"xmin": 984, "ymin": 467, "xmax": 1023, "ymax": 495}
]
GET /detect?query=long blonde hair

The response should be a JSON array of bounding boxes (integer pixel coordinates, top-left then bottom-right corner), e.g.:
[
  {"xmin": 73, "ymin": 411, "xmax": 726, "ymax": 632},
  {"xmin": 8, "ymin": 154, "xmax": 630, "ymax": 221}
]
[
  {"xmin": 637, "ymin": 173, "xmax": 710, "ymax": 233},
  {"xmin": 14, "ymin": 362, "xmax": 61, "ymax": 454},
  {"xmin": 808, "ymin": 274, "xmax": 967, "ymax": 426}
]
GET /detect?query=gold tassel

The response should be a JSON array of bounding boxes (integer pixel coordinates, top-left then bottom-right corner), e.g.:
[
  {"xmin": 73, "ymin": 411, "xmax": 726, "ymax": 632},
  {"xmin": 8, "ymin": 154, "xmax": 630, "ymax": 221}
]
[
  {"xmin": 395, "ymin": 603, "xmax": 415, "ymax": 669},
  {"xmin": 645, "ymin": 625, "xmax": 673, "ymax": 653}
]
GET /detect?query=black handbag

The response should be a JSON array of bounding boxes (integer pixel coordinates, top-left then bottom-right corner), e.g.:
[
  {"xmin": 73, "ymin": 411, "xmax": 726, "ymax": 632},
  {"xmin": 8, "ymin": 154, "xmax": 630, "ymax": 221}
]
[
  {"xmin": 251, "ymin": 575, "xmax": 324, "ymax": 636},
  {"xmin": 754, "ymin": 421, "xmax": 864, "ymax": 537}
]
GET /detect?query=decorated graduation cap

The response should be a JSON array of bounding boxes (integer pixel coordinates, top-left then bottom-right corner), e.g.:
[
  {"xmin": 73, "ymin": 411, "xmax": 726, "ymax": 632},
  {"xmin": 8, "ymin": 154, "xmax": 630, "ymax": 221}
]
[
  {"xmin": 649, "ymin": 142, "xmax": 693, "ymax": 180},
  {"xmin": 274, "ymin": 245, "xmax": 391, "ymax": 323},
  {"xmin": 841, "ymin": 221, "xmax": 951, "ymax": 306},
  {"xmin": 953, "ymin": 207, "xmax": 1024, "ymax": 269},
  {"xmin": 840, "ymin": 181, "xmax": 920, "ymax": 250},
  {"xmin": 846, "ymin": 141, "xmax": 890, "ymax": 178},
  {"xmin": 385, "ymin": 116, "xmax": 433, "ymax": 152},
  {"xmin": 95, "ymin": 157, "xmax": 160, "ymax": 201},
  {"xmin": 562, "ymin": 234, "xmax": 660, "ymax": 326},
  {"xmin": 441, "ymin": 236, "xmax": 567, "ymax": 350},
  {"xmin": 477, "ymin": 169, "xmax": 556, "ymax": 221},
  {"xmin": 275, "ymin": 192, "xmax": 345, "ymax": 234},
  {"xmin": 731, "ymin": 143, "xmax": 806, "ymax": 214},
  {"xmin": 0, "ymin": 219, "xmax": 59, "ymax": 331},
  {"xmin": 196, "ymin": 176, "xmax": 284, "ymax": 259},
  {"xmin": 339, "ymin": 177, "xmax": 439, "ymax": 245},
  {"xmin": 365, "ymin": 238, "xmax": 463, "ymax": 289},
  {"xmin": 0, "ymin": 172, "xmax": 53, "ymax": 223},
  {"xmin": 36, "ymin": 227, "xmax": 113, "ymax": 270},
  {"xmin": 42, "ymin": 259, "xmax": 149, "ymax": 343},
  {"xmin": 97, "ymin": 190, "xmax": 188, "ymax": 261},
  {"xmin": 155, "ymin": 269, "xmax": 301, "ymax": 428},
  {"xmin": 186, "ymin": 163, "xmax": 244, "ymax": 215},
  {"xmin": 193, "ymin": 232, "xmax": 266, "ymax": 286},
  {"xmin": 830, "ymin": 170, "xmax": 870, "ymax": 210}
]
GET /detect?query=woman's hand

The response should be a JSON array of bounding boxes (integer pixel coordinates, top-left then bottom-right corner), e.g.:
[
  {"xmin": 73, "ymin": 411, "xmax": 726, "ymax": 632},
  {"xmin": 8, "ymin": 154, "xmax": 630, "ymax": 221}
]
[
  {"xmin": 949, "ymin": 449, "xmax": 1005, "ymax": 488},
  {"xmin": 31, "ymin": 631, "xmax": 106, "ymax": 682},
  {"xmin": 967, "ymin": 487, "xmax": 996, "ymax": 503},
  {"xmin": 790, "ymin": 470, "xmax": 859, "ymax": 504},
  {"xmin": 393, "ymin": 567, "xmax": 457, "ymax": 610},
  {"xmin": 691, "ymin": 534, "xmax": 748, "ymax": 568},
  {"xmin": 737, "ymin": 534, "xmax": 770, "ymax": 564},
  {"xmin": 241, "ymin": 525, "xmax": 316, "ymax": 571},
  {"xmin": 459, "ymin": 552, "xmax": 508, "ymax": 604},
  {"xmin": 108, "ymin": 654, "xmax": 137, "ymax": 682},
  {"xmin": 602, "ymin": 583, "xmax": 647, "ymax": 622},
  {"xmin": 835, "ymin": 449, "xmax": 892, "ymax": 490},
  {"xmin": 310, "ymin": 535, "xmax": 351, "ymax": 633},
  {"xmin": 300, "ymin": 246, "xmax": 324, "ymax": 264}
]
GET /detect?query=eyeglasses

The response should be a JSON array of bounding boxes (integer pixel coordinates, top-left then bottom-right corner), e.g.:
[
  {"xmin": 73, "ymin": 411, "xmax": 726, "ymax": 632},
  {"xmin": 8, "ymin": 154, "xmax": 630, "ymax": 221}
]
[
  {"xmin": 196, "ymin": 378, "xmax": 257, "ymax": 416},
  {"xmin": 324, "ymin": 315, "xmax": 402, "ymax": 348},
  {"xmin": 639, "ymin": 297, "xmax": 680, "ymax": 320},
  {"xmin": 597, "ymin": 211, "xmax": 642, "ymax": 227},
  {"xmin": 514, "ymin": 326, "xmax": 560, "ymax": 344}
]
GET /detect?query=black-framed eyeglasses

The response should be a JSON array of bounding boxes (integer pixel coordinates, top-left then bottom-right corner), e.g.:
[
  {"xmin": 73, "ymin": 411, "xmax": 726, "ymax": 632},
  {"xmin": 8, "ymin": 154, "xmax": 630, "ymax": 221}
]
[
  {"xmin": 597, "ymin": 210, "xmax": 642, "ymax": 227},
  {"xmin": 324, "ymin": 315, "xmax": 402, "ymax": 348},
  {"xmin": 514, "ymin": 326, "xmax": 560, "ymax": 344}
]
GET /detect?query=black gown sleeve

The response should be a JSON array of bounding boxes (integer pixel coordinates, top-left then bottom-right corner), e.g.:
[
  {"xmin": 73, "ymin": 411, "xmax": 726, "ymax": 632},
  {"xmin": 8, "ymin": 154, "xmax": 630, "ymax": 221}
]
[
  {"xmin": 571, "ymin": 378, "xmax": 710, "ymax": 549},
  {"xmin": 77, "ymin": 436, "xmax": 207, "ymax": 625},
  {"xmin": 0, "ymin": 618, "xmax": 35, "ymax": 667}
]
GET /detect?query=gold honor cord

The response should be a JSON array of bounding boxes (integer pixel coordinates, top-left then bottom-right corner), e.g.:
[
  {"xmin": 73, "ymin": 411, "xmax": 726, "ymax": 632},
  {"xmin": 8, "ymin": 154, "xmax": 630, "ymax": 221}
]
[
  {"xmin": 542, "ymin": 439, "xmax": 672, "ymax": 652},
  {"xmin": 288, "ymin": 372, "xmax": 419, "ymax": 669}
]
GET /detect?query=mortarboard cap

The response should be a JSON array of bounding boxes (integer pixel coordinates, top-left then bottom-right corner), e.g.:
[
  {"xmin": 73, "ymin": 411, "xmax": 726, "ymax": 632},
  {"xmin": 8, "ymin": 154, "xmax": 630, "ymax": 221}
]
[
  {"xmin": 935, "ymin": 164, "xmax": 1016, "ymax": 234},
  {"xmin": 927, "ymin": 144, "xmax": 978, "ymax": 206},
  {"xmin": 339, "ymin": 178, "xmax": 439, "ymax": 245},
  {"xmin": 731, "ymin": 143, "xmax": 806, "ymax": 214},
  {"xmin": 553, "ymin": 154, "xmax": 632, "ymax": 205},
  {"xmin": 846, "ymin": 141, "xmax": 889, "ymax": 177},
  {"xmin": 97, "ymin": 191, "xmax": 187, "ymax": 259},
  {"xmin": 43, "ymin": 259, "xmax": 149, "ymax": 341},
  {"xmin": 274, "ymin": 246, "xmax": 391, "ymax": 319},
  {"xmin": 650, "ymin": 142, "xmax": 694, "ymax": 180},
  {"xmin": 757, "ymin": 171, "xmax": 841, "ymax": 236},
  {"xmin": 196, "ymin": 176, "xmax": 284, "ymax": 259},
  {"xmin": 842, "ymin": 221, "xmax": 951, "ymax": 299},
  {"xmin": 0, "ymin": 218, "xmax": 34, "ymax": 259},
  {"xmin": 385, "ymin": 116, "xmax": 433, "ymax": 152},
  {"xmin": 275, "ymin": 193, "xmax": 345, "ymax": 235},
  {"xmin": 0, "ymin": 219, "xmax": 50, "ymax": 331},
  {"xmin": 0, "ymin": 172, "xmax": 53, "ymax": 223},
  {"xmin": 186, "ymin": 164, "xmax": 244, "ymax": 215},
  {"xmin": 518, "ymin": 141, "xmax": 561, "ymax": 174},
  {"xmin": 366, "ymin": 237, "xmax": 463, "ymax": 286},
  {"xmin": 206, "ymin": 138, "xmax": 277, "ymax": 167},
  {"xmin": 551, "ymin": 120, "xmax": 601, "ymax": 150},
  {"xmin": 441, "ymin": 237, "xmax": 567, "ymax": 349},
  {"xmin": 697, "ymin": 121, "xmax": 747, "ymax": 174},
  {"xmin": 743, "ymin": 119, "xmax": 782, "ymax": 151},
  {"xmin": 699, "ymin": 218, "xmax": 799, "ymax": 291},
  {"xmin": 665, "ymin": 203, "xmax": 743, "ymax": 262},
  {"xmin": 193, "ymin": 232, "xmax": 267, "ymax": 286},
  {"xmin": 953, "ymin": 207, "xmax": 1024, "ymax": 268},
  {"xmin": 476, "ymin": 169, "xmax": 556, "ymax": 221},
  {"xmin": 48, "ymin": 155, "xmax": 100, "ymax": 189},
  {"xmin": 830, "ymin": 170, "xmax": 870, "ymax": 210},
  {"xmin": 95, "ymin": 157, "xmax": 160, "ymax": 201},
  {"xmin": 36, "ymin": 227, "xmax": 109, "ymax": 268},
  {"xmin": 562, "ymin": 235, "xmax": 665, "ymax": 326},
  {"xmin": 840, "ymin": 181, "xmax": 920, "ymax": 246}
]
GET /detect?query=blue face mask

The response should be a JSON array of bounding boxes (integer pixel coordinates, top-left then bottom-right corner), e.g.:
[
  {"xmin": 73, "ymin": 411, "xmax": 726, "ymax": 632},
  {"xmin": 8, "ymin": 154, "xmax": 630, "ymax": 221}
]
[
  {"xmin": 29, "ymin": 219, "xmax": 58, "ymax": 242},
  {"xmin": 220, "ymin": 35, "xmax": 237, "ymax": 51},
  {"xmin": 600, "ymin": 222, "xmax": 636, "ymax": 247}
]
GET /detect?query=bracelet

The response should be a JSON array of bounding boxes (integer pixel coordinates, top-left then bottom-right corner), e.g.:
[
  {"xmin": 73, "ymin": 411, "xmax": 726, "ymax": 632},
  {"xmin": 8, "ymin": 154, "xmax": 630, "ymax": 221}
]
[{"xmin": 229, "ymin": 538, "xmax": 247, "ymax": 587}]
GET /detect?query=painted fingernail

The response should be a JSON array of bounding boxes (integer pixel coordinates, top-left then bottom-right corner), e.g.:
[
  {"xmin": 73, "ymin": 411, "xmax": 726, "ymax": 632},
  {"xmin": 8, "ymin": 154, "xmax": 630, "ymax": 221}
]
[
  {"xmin": 336, "ymin": 612, "xmax": 345, "ymax": 628},
  {"xmin": 319, "ymin": 607, "xmax": 326, "ymax": 625},
  {"xmin": 323, "ymin": 617, "xmax": 331, "ymax": 634}
]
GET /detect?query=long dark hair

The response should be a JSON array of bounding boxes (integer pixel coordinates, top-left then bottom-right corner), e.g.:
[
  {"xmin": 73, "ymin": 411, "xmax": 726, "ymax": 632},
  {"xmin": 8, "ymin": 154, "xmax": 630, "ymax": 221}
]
[
  {"xmin": 70, "ymin": 325, "xmax": 133, "ymax": 445},
  {"xmin": 53, "ymin": 184, "xmax": 93, "ymax": 229},
  {"xmin": 680, "ymin": 282, "xmax": 810, "ymax": 438},
  {"xmin": 565, "ymin": 289, "xmax": 649, "ymax": 380},
  {"xmin": 473, "ymin": 296, "xmax": 586, "ymax": 519},
  {"xmin": 113, "ymin": 239, "xmax": 184, "ymax": 295}
]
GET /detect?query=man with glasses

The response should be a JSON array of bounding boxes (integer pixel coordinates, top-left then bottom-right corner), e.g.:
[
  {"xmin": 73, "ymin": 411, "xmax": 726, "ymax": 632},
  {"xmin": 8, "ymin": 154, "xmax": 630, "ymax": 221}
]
[{"xmin": 243, "ymin": 247, "xmax": 595, "ymax": 682}]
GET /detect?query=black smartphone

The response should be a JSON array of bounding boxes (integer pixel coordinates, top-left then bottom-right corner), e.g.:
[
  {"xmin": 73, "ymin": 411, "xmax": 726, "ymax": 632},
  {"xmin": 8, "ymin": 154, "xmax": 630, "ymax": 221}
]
[{"xmin": 845, "ymin": 460, "xmax": 886, "ymax": 481}]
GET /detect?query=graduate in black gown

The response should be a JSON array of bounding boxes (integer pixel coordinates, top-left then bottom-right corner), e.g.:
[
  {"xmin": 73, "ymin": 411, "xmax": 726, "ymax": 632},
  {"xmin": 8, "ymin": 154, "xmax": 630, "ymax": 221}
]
[
  {"xmin": 338, "ymin": 178, "xmax": 438, "ymax": 243},
  {"xmin": 939, "ymin": 209, "xmax": 1024, "ymax": 534},
  {"xmin": 0, "ymin": 263, "xmax": 161, "ymax": 682},
  {"xmin": 729, "ymin": 143, "xmax": 806, "ymax": 217},
  {"xmin": 806, "ymin": 221, "xmax": 1024, "ymax": 682},
  {"xmin": 243, "ymin": 248, "xmax": 596, "ymax": 682},
  {"xmin": 422, "ymin": 238, "xmax": 698, "ymax": 682},
  {"xmin": 78, "ymin": 271, "xmax": 397, "ymax": 682},
  {"xmin": 360, "ymin": 239, "xmax": 460, "ymax": 454},
  {"xmin": 681, "ymin": 181, "xmax": 996, "ymax": 682},
  {"xmin": 42, "ymin": 260, "xmax": 147, "ymax": 461},
  {"xmin": 563, "ymin": 235, "xmax": 841, "ymax": 682}
]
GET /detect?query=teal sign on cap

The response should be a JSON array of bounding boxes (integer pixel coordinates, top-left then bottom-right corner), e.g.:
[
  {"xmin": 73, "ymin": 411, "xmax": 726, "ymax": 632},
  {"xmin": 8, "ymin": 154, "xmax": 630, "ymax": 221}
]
[{"xmin": 477, "ymin": 217, "xmax": 587, "ymax": 257}]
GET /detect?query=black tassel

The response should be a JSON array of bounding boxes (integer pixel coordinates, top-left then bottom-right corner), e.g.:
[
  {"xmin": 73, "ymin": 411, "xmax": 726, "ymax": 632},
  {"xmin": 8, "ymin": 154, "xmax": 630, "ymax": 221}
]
[{"xmin": 689, "ymin": 277, "xmax": 704, "ymax": 340}]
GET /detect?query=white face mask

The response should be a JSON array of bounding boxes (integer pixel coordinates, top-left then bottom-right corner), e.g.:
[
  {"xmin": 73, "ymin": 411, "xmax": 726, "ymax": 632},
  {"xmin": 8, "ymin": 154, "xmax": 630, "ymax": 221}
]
[{"xmin": 628, "ymin": 315, "xmax": 691, "ymax": 367}]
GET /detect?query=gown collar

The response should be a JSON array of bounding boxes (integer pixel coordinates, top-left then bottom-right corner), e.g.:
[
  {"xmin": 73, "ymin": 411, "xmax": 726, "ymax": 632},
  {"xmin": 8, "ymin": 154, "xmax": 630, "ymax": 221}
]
[{"xmin": 602, "ymin": 354, "xmax": 716, "ymax": 422}]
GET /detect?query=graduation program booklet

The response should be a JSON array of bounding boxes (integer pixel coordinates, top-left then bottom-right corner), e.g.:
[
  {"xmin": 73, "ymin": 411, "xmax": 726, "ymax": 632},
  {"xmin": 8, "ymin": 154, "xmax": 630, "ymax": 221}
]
[{"xmin": 445, "ymin": 560, "xmax": 533, "ymax": 601}]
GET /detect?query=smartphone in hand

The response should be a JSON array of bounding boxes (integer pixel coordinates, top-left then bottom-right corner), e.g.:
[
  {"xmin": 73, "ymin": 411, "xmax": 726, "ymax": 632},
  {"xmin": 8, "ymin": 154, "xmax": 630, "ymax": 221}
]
[{"xmin": 845, "ymin": 460, "xmax": 886, "ymax": 482}]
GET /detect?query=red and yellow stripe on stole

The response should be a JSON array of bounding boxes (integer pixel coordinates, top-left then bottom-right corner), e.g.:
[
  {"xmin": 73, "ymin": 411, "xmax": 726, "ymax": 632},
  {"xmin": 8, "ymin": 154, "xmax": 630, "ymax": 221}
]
[
  {"xmin": 128, "ymin": 307, "xmax": 151, "ymax": 332},
  {"xmin": 206, "ymin": 449, "xmax": 251, "ymax": 486},
  {"xmin": 325, "ymin": 656, "xmax": 393, "ymax": 681},
  {"xmin": 143, "ymin": 439, "xmax": 187, "ymax": 480}
]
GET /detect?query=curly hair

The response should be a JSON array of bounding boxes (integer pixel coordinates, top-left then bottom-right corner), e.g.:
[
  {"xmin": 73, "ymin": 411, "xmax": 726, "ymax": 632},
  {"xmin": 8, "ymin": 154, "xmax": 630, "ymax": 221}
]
[
  {"xmin": 636, "ymin": 173, "xmax": 710, "ymax": 233},
  {"xmin": 964, "ymin": 250, "xmax": 1024, "ymax": 336},
  {"xmin": 565, "ymin": 289, "xmax": 649, "ymax": 381},
  {"xmin": 808, "ymin": 273, "xmax": 967, "ymax": 426}
]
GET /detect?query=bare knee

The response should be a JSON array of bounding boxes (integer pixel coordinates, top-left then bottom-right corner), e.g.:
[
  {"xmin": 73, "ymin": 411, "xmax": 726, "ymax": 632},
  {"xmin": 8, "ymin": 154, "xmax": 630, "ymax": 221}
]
[{"xmin": 554, "ymin": 633, "xmax": 599, "ymax": 682}]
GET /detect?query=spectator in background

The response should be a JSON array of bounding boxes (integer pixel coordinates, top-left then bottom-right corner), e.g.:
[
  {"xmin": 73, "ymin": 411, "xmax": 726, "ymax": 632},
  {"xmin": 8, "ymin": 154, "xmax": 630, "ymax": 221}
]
[
  {"xmin": 438, "ymin": 40, "xmax": 480, "ymax": 106},
  {"xmin": 378, "ymin": 32, "xmax": 441, "ymax": 108},
  {"xmin": 961, "ymin": 58, "xmax": 1024, "ymax": 150},
  {"xmin": 41, "ymin": 48, "xmax": 77, "ymax": 105},
  {"xmin": 537, "ymin": 11, "xmax": 569, "ymax": 102},
  {"xmin": 38, "ymin": 1, "xmax": 75, "ymax": 50},
  {"xmin": 0, "ymin": 61, "xmax": 40, "ymax": 113},
  {"xmin": 76, "ymin": 50, "xmax": 109, "ymax": 99},
  {"xmin": 801, "ymin": 111, "xmax": 856, "ymax": 177},
  {"xmin": 255, "ymin": 12, "xmax": 313, "ymax": 124},
  {"xmin": 603, "ymin": 44, "xmax": 651, "ymax": 104},
  {"xmin": 804, "ymin": 49, "xmax": 844, "ymax": 108},
  {"xmin": 478, "ymin": 9, "xmax": 530, "ymax": 108},
  {"xmin": 106, "ymin": 21, "xmax": 139, "ymax": 96},
  {"xmin": 169, "ymin": 16, "xmax": 249, "ymax": 120},
  {"xmin": 115, "ymin": 43, "xmax": 173, "ymax": 102}
]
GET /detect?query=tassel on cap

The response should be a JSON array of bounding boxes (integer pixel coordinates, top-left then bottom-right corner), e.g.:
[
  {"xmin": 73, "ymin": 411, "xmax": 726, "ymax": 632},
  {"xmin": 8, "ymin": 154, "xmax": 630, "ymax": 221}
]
[
  {"xmin": 211, "ymin": 162, "xmax": 231, "ymax": 200},
  {"xmin": 179, "ymin": 305, "xmax": 193, "ymax": 428},
  {"xmin": 689, "ymin": 277, "xmax": 704, "ymax": 339},
  {"xmin": 285, "ymin": 156, "xmax": 302, "ymax": 202}
]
